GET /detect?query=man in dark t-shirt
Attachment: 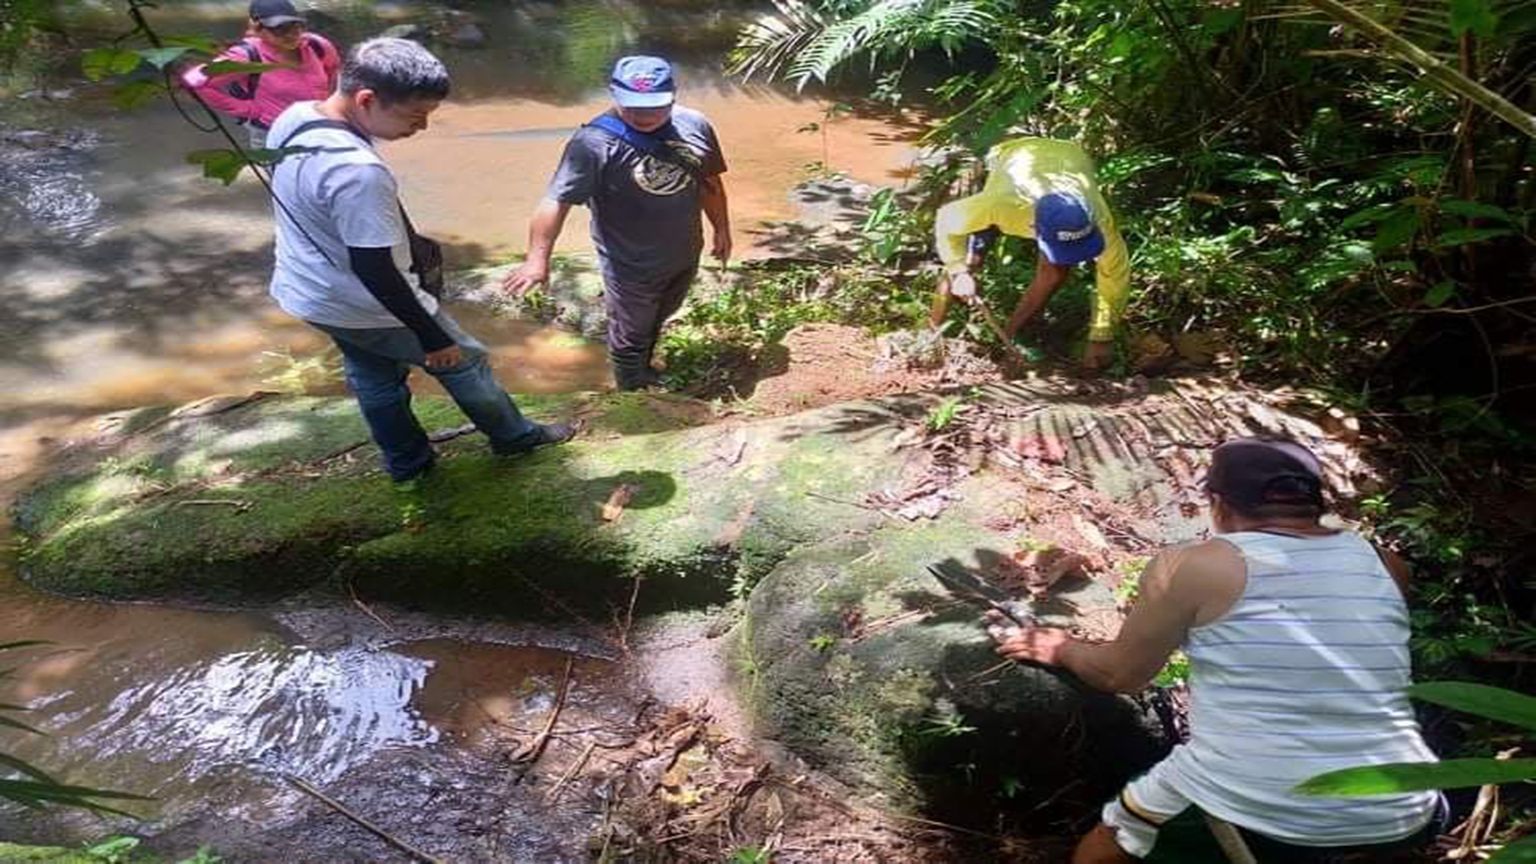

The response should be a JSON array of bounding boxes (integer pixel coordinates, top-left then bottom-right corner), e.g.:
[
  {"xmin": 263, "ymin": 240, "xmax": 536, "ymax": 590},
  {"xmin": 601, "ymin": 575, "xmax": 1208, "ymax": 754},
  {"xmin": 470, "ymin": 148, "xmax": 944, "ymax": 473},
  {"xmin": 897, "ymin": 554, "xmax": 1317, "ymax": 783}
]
[{"xmin": 503, "ymin": 55, "xmax": 731, "ymax": 390}]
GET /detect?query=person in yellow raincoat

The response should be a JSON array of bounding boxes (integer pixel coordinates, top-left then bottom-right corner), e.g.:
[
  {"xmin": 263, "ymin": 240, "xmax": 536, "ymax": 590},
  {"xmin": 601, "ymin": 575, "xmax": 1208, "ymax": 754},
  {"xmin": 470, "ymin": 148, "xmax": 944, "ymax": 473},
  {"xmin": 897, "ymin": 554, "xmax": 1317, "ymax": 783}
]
[{"xmin": 933, "ymin": 137, "xmax": 1130, "ymax": 370}]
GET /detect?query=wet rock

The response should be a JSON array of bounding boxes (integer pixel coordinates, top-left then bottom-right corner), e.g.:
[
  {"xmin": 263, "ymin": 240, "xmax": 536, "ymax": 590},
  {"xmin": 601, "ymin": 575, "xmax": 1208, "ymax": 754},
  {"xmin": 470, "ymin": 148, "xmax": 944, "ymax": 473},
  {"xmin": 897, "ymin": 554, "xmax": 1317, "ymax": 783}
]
[
  {"xmin": 17, "ymin": 88, "xmax": 75, "ymax": 101},
  {"xmin": 441, "ymin": 21, "xmax": 488, "ymax": 48},
  {"xmin": 378, "ymin": 23, "xmax": 429, "ymax": 42}
]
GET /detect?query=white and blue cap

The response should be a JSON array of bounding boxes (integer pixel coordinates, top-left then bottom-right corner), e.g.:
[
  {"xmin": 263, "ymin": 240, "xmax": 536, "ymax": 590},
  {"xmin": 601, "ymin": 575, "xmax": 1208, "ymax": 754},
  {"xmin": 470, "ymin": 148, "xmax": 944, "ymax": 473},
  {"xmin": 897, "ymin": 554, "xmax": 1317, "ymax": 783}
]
[
  {"xmin": 610, "ymin": 56, "xmax": 676, "ymax": 108},
  {"xmin": 1034, "ymin": 192, "xmax": 1105, "ymax": 266}
]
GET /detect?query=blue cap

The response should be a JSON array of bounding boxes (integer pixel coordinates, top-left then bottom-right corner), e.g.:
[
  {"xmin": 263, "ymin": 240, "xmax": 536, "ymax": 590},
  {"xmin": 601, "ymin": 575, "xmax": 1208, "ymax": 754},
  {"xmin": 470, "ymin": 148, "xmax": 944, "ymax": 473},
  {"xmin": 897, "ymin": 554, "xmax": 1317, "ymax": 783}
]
[
  {"xmin": 1034, "ymin": 192, "xmax": 1105, "ymax": 266},
  {"xmin": 610, "ymin": 56, "xmax": 676, "ymax": 108}
]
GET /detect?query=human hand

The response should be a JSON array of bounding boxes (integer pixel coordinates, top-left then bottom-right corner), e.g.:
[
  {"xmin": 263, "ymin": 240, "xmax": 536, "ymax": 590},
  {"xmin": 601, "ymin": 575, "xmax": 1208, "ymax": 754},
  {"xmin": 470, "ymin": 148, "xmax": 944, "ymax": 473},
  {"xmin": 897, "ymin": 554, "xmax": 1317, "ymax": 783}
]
[
  {"xmin": 994, "ymin": 626, "xmax": 1074, "ymax": 667},
  {"xmin": 424, "ymin": 344, "xmax": 463, "ymax": 371},
  {"xmin": 711, "ymin": 230, "xmax": 733, "ymax": 264},
  {"xmin": 502, "ymin": 259, "xmax": 549, "ymax": 297},
  {"xmin": 948, "ymin": 270, "xmax": 977, "ymax": 303},
  {"xmin": 1082, "ymin": 341, "xmax": 1113, "ymax": 371}
]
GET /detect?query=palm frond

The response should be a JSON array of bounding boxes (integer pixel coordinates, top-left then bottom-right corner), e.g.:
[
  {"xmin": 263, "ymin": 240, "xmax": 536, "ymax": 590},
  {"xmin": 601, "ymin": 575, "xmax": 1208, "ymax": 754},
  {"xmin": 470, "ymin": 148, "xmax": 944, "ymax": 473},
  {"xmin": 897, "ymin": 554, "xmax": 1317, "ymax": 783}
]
[{"xmin": 730, "ymin": 0, "xmax": 997, "ymax": 88}]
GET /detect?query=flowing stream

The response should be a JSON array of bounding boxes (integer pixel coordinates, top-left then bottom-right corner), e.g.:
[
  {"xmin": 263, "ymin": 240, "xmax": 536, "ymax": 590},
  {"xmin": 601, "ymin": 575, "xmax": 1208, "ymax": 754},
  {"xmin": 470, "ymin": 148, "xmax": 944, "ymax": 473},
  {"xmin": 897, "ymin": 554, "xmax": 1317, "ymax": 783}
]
[{"xmin": 0, "ymin": 1, "xmax": 917, "ymax": 856}]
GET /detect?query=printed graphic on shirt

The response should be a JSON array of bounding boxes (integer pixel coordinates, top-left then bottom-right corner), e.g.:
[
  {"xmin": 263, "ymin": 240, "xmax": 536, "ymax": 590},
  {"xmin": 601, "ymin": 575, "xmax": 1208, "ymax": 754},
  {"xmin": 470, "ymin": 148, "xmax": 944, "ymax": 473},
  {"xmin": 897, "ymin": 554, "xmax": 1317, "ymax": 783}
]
[{"xmin": 632, "ymin": 141, "xmax": 703, "ymax": 196}]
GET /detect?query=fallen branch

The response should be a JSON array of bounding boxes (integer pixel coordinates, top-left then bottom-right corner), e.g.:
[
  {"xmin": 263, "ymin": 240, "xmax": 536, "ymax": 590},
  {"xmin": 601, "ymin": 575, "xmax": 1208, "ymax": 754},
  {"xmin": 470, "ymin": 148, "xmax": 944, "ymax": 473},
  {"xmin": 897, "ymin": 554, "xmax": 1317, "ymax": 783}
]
[
  {"xmin": 545, "ymin": 740, "xmax": 596, "ymax": 803},
  {"xmin": 346, "ymin": 581, "xmax": 397, "ymax": 635},
  {"xmin": 172, "ymin": 498, "xmax": 250, "ymax": 511},
  {"xmin": 286, "ymin": 774, "xmax": 443, "ymax": 864},
  {"xmin": 511, "ymin": 656, "xmax": 575, "ymax": 783},
  {"xmin": 805, "ymin": 490, "xmax": 878, "ymax": 510}
]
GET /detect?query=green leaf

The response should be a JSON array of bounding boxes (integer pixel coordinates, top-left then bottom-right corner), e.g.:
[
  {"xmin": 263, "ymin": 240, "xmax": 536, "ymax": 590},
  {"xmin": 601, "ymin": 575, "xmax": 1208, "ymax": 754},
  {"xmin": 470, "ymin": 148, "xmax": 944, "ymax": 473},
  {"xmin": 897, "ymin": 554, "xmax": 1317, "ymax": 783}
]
[
  {"xmin": 1423, "ymin": 281, "xmax": 1457, "ymax": 308},
  {"xmin": 164, "ymin": 35, "xmax": 221, "ymax": 54},
  {"xmin": 1297, "ymin": 758, "xmax": 1536, "ymax": 796},
  {"xmin": 186, "ymin": 149, "xmax": 251, "ymax": 185},
  {"xmin": 203, "ymin": 60, "xmax": 286, "ymax": 76},
  {"xmin": 1339, "ymin": 202, "xmax": 1398, "ymax": 230},
  {"xmin": 1203, "ymin": 7, "xmax": 1244, "ymax": 35},
  {"xmin": 1373, "ymin": 207, "xmax": 1420, "ymax": 251},
  {"xmin": 0, "ymin": 714, "xmax": 44, "ymax": 736},
  {"xmin": 112, "ymin": 79, "xmax": 164, "ymax": 110},
  {"xmin": 1439, "ymin": 199, "xmax": 1517, "ymax": 224},
  {"xmin": 136, "ymin": 46, "xmax": 191, "ymax": 69},
  {"xmin": 1449, "ymin": 0, "xmax": 1499, "ymax": 37},
  {"xmin": 81, "ymin": 47, "xmax": 143, "ymax": 81},
  {"xmin": 1339, "ymin": 241, "xmax": 1374, "ymax": 266},
  {"xmin": 1409, "ymin": 682, "xmax": 1536, "ymax": 731},
  {"xmin": 0, "ymin": 779, "xmax": 151, "ymax": 801},
  {"xmin": 1489, "ymin": 835, "xmax": 1536, "ymax": 863},
  {"xmin": 1435, "ymin": 227, "xmax": 1518, "ymax": 247},
  {"xmin": 0, "ymin": 752, "xmax": 58, "ymax": 784}
]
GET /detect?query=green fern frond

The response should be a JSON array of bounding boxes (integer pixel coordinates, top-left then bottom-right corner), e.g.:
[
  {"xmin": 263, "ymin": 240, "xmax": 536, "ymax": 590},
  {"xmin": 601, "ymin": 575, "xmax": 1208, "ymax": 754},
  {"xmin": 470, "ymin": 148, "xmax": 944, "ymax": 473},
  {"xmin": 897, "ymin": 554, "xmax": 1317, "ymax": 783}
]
[{"xmin": 730, "ymin": 0, "xmax": 997, "ymax": 88}]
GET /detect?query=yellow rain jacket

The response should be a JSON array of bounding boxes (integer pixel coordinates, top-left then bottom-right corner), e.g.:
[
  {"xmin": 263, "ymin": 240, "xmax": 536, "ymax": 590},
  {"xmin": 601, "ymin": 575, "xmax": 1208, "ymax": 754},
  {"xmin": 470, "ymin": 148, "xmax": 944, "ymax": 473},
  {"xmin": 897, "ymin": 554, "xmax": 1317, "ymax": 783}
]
[{"xmin": 934, "ymin": 137, "xmax": 1130, "ymax": 342}]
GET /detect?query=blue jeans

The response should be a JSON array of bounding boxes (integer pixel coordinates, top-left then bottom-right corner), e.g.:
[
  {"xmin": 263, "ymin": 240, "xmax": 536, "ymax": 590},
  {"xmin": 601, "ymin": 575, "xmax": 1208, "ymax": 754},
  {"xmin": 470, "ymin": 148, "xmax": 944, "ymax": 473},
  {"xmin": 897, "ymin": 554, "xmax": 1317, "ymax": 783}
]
[{"xmin": 313, "ymin": 310, "xmax": 543, "ymax": 481}]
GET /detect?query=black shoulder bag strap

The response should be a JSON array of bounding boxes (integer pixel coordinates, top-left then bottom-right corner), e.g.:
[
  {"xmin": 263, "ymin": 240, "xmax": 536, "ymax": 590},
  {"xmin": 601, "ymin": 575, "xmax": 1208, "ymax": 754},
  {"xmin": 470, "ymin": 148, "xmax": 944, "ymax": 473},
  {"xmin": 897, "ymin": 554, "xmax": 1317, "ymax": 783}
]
[
  {"xmin": 275, "ymin": 118, "xmax": 444, "ymax": 297},
  {"xmin": 585, "ymin": 113, "xmax": 701, "ymax": 180}
]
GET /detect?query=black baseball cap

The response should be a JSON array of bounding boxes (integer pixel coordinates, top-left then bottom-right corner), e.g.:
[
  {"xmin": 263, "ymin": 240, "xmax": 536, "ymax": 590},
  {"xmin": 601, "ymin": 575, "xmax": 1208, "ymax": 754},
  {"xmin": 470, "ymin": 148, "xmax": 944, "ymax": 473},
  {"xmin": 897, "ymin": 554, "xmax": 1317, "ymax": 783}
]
[
  {"xmin": 1204, "ymin": 437, "xmax": 1325, "ymax": 510},
  {"xmin": 250, "ymin": 0, "xmax": 304, "ymax": 28}
]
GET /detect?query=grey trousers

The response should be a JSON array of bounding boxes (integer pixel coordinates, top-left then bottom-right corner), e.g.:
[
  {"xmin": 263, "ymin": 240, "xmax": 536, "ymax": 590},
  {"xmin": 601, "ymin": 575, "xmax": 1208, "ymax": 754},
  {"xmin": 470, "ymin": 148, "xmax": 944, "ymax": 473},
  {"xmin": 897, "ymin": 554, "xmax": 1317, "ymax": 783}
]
[{"xmin": 604, "ymin": 266, "xmax": 696, "ymax": 390}]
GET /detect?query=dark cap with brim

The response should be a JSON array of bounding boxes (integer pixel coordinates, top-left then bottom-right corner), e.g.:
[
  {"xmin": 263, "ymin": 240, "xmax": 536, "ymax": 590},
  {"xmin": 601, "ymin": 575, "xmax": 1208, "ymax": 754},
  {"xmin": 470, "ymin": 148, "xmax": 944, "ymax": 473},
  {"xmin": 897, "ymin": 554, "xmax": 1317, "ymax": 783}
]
[
  {"xmin": 610, "ymin": 55, "xmax": 676, "ymax": 108},
  {"xmin": 1205, "ymin": 438, "xmax": 1326, "ymax": 510},
  {"xmin": 1035, "ymin": 191, "xmax": 1105, "ymax": 266},
  {"xmin": 250, "ymin": 0, "xmax": 304, "ymax": 27}
]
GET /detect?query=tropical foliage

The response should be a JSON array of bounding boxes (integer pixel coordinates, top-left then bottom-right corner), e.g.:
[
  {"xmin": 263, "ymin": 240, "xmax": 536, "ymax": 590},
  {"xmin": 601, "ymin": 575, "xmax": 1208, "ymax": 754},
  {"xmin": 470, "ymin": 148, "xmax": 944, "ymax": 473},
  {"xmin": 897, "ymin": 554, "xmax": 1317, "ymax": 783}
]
[
  {"xmin": 0, "ymin": 641, "xmax": 147, "ymax": 815},
  {"xmin": 733, "ymin": 0, "xmax": 1536, "ymax": 854},
  {"xmin": 1300, "ymin": 682, "xmax": 1536, "ymax": 861}
]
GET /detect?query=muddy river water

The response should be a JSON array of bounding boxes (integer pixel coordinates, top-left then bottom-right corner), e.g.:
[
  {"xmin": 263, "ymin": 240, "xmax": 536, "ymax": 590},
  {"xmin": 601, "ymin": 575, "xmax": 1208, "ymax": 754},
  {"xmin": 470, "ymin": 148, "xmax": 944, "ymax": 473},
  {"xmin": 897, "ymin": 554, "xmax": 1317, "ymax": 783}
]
[{"xmin": 0, "ymin": 1, "xmax": 917, "ymax": 856}]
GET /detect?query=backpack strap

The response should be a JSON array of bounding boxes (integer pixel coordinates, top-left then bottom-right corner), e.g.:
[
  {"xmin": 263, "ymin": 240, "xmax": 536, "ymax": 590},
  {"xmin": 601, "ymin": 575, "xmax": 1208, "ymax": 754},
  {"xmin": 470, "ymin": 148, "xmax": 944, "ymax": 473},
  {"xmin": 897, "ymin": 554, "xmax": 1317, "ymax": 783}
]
[
  {"xmin": 222, "ymin": 39, "xmax": 263, "ymax": 101},
  {"xmin": 585, "ymin": 113, "xmax": 699, "ymax": 179},
  {"xmin": 303, "ymin": 34, "xmax": 329, "ymax": 64},
  {"xmin": 276, "ymin": 117, "xmax": 367, "ymax": 150},
  {"xmin": 275, "ymin": 118, "xmax": 434, "ymax": 283}
]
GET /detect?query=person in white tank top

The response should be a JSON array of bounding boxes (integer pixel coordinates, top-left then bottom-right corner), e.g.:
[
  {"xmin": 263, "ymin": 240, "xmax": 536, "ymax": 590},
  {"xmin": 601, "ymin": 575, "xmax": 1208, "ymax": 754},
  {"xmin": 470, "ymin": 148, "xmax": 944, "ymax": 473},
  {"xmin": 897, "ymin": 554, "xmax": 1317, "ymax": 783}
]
[{"xmin": 994, "ymin": 437, "xmax": 1442, "ymax": 863}]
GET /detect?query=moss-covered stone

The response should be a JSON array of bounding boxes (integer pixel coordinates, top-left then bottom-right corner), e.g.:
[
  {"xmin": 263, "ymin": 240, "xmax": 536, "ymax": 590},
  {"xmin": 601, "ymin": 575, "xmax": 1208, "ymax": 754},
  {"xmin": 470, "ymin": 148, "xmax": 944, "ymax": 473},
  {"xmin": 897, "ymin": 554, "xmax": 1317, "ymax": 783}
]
[
  {"xmin": 740, "ymin": 477, "xmax": 1166, "ymax": 815},
  {"xmin": 16, "ymin": 379, "xmax": 1355, "ymax": 819},
  {"xmin": 0, "ymin": 842, "xmax": 99, "ymax": 863},
  {"xmin": 14, "ymin": 391, "xmax": 908, "ymax": 614}
]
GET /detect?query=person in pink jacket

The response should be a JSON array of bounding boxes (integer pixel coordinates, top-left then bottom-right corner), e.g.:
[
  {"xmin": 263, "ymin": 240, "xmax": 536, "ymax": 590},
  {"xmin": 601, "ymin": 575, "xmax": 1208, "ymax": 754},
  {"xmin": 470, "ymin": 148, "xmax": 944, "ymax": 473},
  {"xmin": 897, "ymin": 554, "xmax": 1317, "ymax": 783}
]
[{"xmin": 180, "ymin": 0, "xmax": 340, "ymax": 148}]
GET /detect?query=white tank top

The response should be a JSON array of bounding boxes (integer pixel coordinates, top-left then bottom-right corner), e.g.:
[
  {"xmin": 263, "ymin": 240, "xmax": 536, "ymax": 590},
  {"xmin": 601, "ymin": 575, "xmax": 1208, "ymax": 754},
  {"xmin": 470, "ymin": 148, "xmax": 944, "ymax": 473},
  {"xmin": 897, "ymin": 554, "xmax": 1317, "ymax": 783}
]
[{"xmin": 1161, "ymin": 530, "xmax": 1439, "ymax": 845}]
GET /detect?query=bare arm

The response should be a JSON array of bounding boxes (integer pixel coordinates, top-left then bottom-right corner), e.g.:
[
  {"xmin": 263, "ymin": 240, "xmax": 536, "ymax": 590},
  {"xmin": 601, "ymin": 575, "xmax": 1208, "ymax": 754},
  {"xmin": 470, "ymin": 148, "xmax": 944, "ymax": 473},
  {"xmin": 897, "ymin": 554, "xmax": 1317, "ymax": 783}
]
[
  {"xmin": 1375, "ymin": 544, "xmax": 1413, "ymax": 599},
  {"xmin": 502, "ymin": 198, "xmax": 572, "ymax": 295},
  {"xmin": 1003, "ymin": 254, "xmax": 1071, "ymax": 338},
  {"xmin": 700, "ymin": 174, "xmax": 731, "ymax": 262},
  {"xmin": 996, "ymin": 545, "xmax": 1216, "ymax": 693}
]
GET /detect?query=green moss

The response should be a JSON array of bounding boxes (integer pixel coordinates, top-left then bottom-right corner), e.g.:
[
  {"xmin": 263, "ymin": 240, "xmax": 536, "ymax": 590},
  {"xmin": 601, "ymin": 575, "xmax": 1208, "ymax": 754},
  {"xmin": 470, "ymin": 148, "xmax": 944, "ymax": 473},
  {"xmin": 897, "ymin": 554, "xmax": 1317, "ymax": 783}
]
[
  {"xmin": 0, "ymin": 842, "xmax": 98, "ymax": 863},
  {"xmin": 584, "ymin": 393, "xmax": 705, "ymax": 436}
]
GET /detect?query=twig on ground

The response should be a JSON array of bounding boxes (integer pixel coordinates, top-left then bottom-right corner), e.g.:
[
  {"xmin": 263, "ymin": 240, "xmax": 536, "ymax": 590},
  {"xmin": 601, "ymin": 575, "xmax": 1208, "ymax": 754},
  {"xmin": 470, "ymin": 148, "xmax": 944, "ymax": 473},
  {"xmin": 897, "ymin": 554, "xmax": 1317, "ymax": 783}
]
[
  {"xmin": 612, "ymin": 577, "xmax": 643, "ymax": 656},
  {"xmin": 545, "ymin": 740, "xmax": 597, "ymax": 803},
  {"xmin": 172, "ymin": 498, "xmax": 251, "ymax": 511},
  {"xmin": 511, "ymin": 657, "xmax": 575, "ymax": 783},
  {"xmin": 315, "ymin": 440, "xmax": 371, "ymax": 464},
  {"xmin": 286, "ymin": 774, "xmax": 443, "ymax": 864},
  {"xmin": 805, "ymin": 490, "xmax": 877, "ymax": 510},
  {"xmin": 346, "ymin": 581, "xmax": 397, "ymax": 634}
]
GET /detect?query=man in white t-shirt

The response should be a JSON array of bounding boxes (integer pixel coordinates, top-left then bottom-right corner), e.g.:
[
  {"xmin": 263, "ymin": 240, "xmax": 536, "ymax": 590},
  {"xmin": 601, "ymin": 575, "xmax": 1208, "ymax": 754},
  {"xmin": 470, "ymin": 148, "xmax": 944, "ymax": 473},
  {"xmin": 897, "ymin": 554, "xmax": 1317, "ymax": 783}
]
[{"xmin": 266, "ymin": 37, "xmax": 572, "ymax": 482}]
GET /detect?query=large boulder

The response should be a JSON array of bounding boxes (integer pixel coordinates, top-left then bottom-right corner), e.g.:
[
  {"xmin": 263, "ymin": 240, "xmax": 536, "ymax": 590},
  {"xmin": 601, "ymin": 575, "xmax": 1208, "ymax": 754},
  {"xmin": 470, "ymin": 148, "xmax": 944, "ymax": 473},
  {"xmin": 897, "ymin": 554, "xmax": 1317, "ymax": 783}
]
[{"xmin": 13, "ymin": 378, "xmax": 1373, "ymax": 820}]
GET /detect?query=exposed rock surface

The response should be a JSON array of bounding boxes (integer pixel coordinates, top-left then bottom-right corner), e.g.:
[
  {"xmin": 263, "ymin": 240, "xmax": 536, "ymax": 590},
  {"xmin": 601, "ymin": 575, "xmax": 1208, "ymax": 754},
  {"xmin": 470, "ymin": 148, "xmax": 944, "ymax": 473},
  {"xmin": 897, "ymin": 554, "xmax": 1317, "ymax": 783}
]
[{"xmin": 13, "ymin": 377, "xmax": 1375, "ymax": 821}]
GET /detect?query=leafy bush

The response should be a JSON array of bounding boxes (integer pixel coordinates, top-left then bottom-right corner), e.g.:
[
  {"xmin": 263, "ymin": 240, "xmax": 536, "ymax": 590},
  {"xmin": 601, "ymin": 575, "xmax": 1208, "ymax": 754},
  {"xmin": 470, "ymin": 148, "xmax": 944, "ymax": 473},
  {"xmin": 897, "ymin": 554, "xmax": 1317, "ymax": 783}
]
[{"xmin": 1299, "ymin": 682, "xmax": 1536, "ymax": 861}]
